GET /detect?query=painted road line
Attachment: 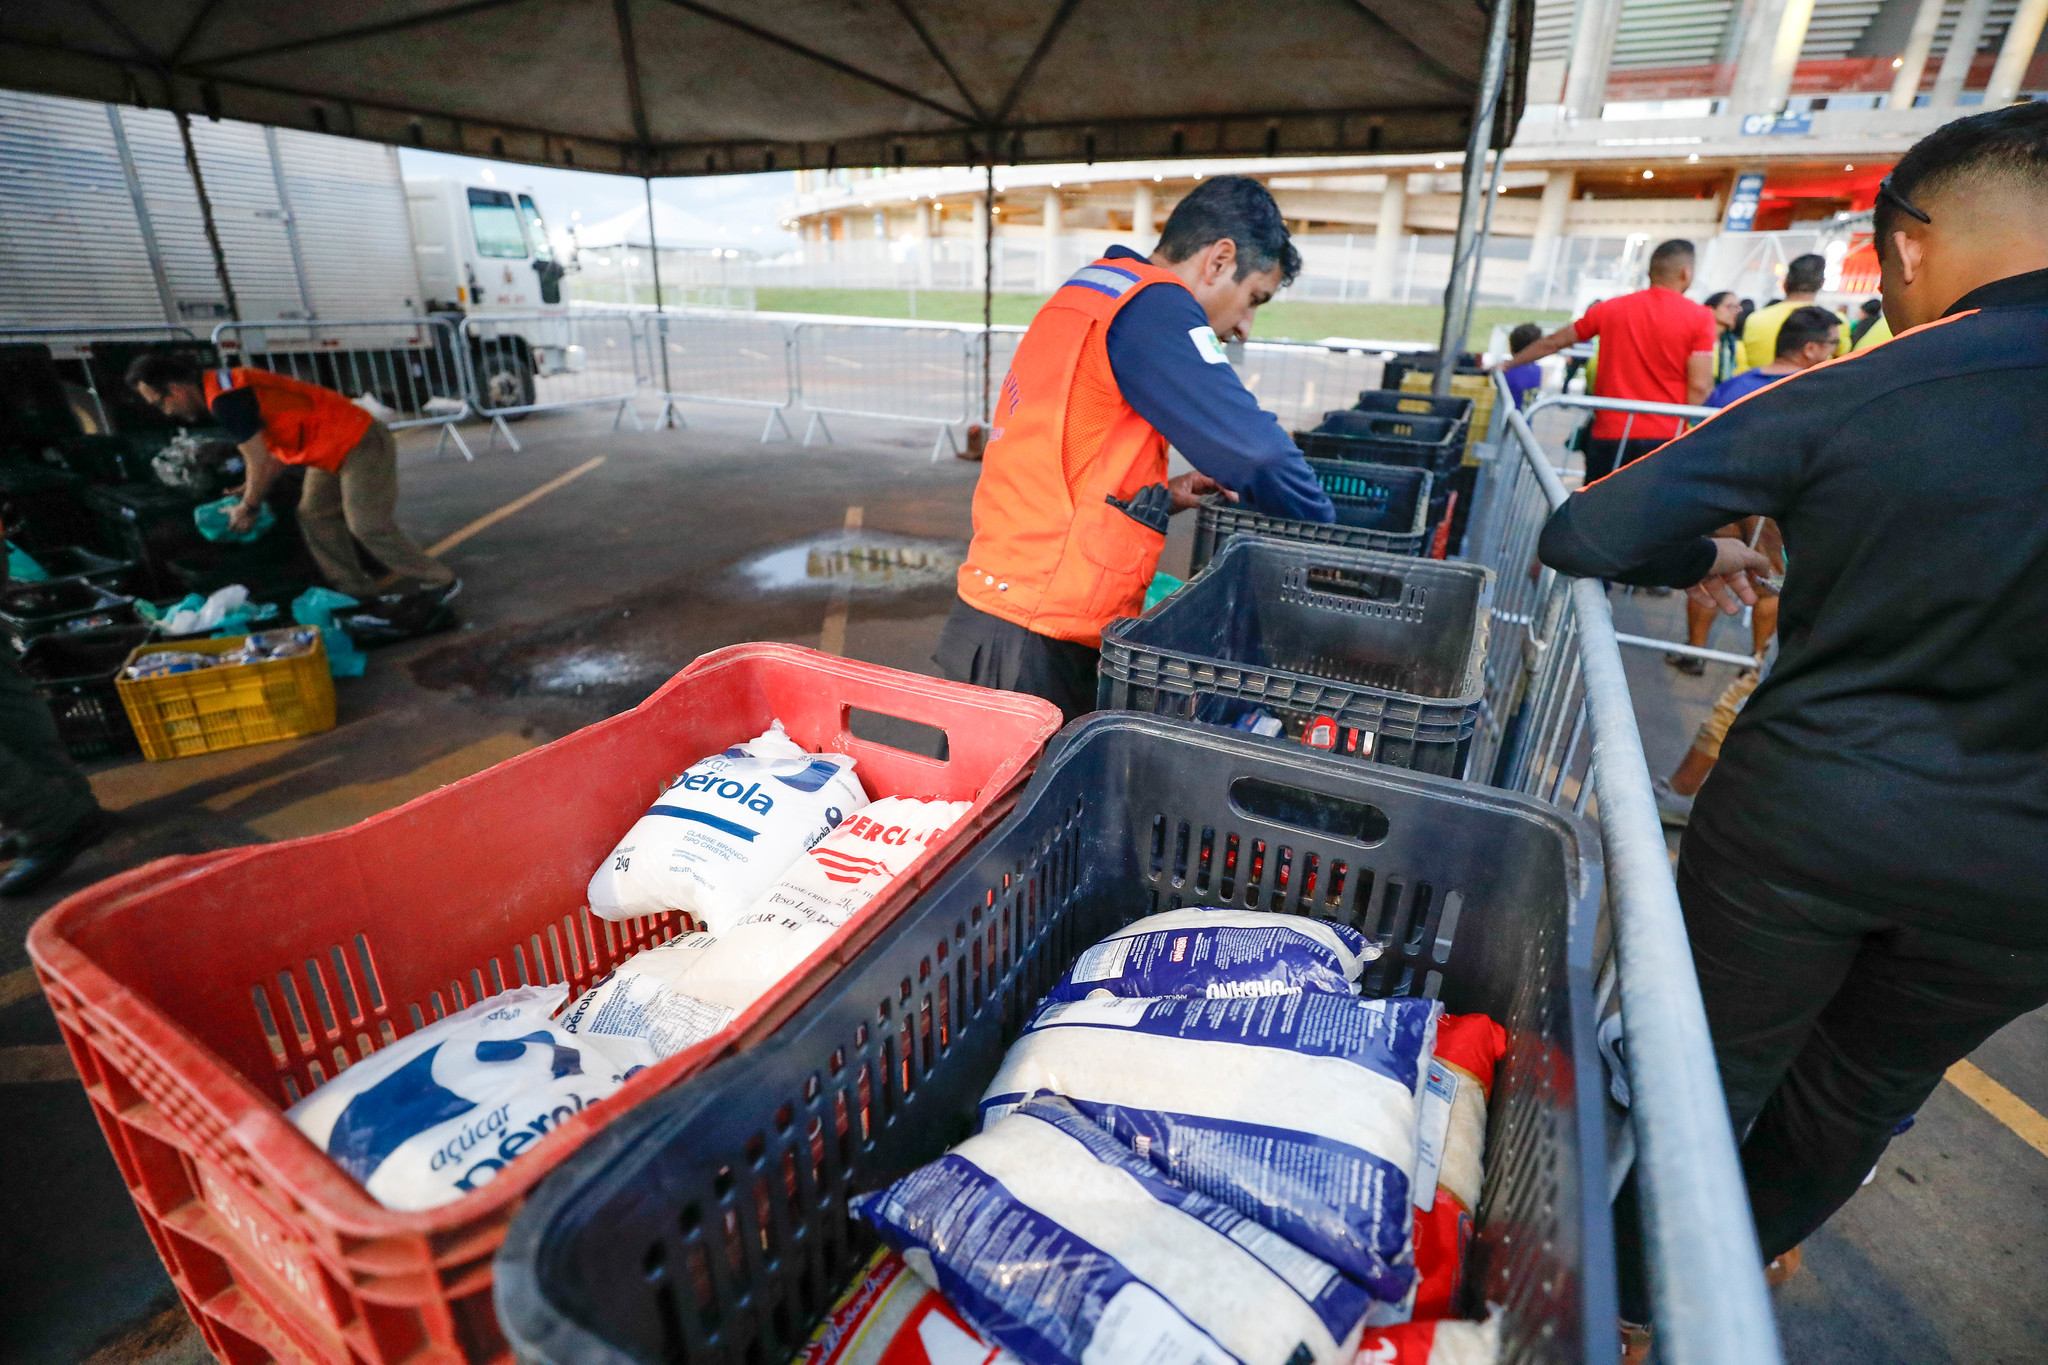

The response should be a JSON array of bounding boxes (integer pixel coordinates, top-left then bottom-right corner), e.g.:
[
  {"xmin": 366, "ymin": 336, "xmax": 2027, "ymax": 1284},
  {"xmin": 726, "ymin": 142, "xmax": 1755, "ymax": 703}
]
[
  {"xmin": 201, "ymin": 755, "xmax": 344, "ymax": 813},
  {"xmin": 819, "ymin": 505, "xmax": 862, "ymax": 656},
  {"xmin": 0, "ymin": 1043, "xmax": 75, "ymax": 1084},
  {"xmin": 426, "ymin": 455, "xmax": 606, "ymax": 557},
  {"xmin": 1947, "ymin": 1058, "xmax": 2048, "ymax": 1161},
  {"xmin": 0, "ymin": 965, "xmax": 43, "ymax": 1011}
]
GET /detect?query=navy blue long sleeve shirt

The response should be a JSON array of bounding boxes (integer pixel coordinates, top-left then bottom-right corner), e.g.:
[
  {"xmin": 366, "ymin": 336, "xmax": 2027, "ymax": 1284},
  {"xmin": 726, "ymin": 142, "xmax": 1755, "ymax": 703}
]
[{"xmin": 1098, "ymin": 246, "xmax": 1335, "ymax": 523}]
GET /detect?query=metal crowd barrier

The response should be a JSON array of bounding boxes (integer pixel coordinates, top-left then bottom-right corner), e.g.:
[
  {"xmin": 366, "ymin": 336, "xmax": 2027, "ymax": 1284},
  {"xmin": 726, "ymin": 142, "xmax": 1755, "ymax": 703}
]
[
  {"xmin": 0, "ymin": 323, "xmax": 205, "ymax": 433},
  {"xmin": 1230, "ymin": 339, "xmax": 1390, "ymax": 434},
  {"xmin": 460, "ymin": 310, "xmax": 650, "ymax": 452},
  {"xmin": 1468, "ymin": 372, "xmax": 1784, "ymax": 1365},
  {"xmin": 792, "ymin": 322, "xmax": 972, "ymax": 461},
  {"xmin": 644, "ymin": 313, "xmax": 797, "ymax": 442},
  {"xmin": 213, "ymin": 317, "xmax": 478, "ymax": 461}
]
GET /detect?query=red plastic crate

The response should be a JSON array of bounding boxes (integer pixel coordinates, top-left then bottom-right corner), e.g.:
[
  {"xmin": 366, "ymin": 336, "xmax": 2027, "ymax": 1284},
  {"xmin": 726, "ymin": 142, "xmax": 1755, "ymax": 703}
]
[{"xmin": 27, "ymin": 644, "xmax": 1060, "ymax": 1365}]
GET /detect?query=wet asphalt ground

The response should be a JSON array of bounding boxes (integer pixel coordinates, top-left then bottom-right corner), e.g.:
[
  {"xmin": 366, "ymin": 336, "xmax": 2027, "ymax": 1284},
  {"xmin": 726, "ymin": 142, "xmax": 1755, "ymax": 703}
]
[{"xmin": 0, "ymin": 400, "xmax": 2040, "ymax": 1365}]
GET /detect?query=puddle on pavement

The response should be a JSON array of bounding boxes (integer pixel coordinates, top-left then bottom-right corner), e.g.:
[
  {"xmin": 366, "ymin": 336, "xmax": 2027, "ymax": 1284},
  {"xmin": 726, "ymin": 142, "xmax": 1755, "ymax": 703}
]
[{"xmin": 738, "ymin": 531, "xmax": 963, "ymax": 595}]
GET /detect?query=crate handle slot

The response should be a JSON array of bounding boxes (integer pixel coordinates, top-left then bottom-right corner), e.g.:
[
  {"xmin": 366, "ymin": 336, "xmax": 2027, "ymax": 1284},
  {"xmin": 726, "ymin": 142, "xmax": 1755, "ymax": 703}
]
[
  {"xmin": 1227, "ymin": 776, "xmax": 1389, "ymax": 846},
  {"xmin": 842, "ymin": 705, "xmax": 951, "ymax": 764},
  {"xmin": 1303, "ymin": 566, "xmax": 1405, "ymax": 603}
]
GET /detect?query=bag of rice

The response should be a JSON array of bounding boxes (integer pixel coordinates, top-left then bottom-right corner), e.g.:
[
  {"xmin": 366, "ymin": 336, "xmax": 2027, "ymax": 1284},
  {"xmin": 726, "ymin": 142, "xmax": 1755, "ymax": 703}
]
[
  {"xmin": 980, "ymin": 992, "xmax": 1440, "ymax": 1304},
  {"xmin": 287, "ymin": 985, "xmax": 627, "ymax": 1211},
  {"xmin": 798, "ymin": 1249, "xmax": 1014, "ymax": 1365},
  {"xmin": 1353, "ymin": 1311, "xmax": 1500, "ymax": 1365},
  {"xmin": 1044, "ymin": 908, "xmax": 1377, "ymax": 1003},
  {"xmin": 1408, "ymin": 1014, "xmax": 1507, "ymax": 1320},
  {"xmin": 855, "ymin": 1094, "xmax": 1372, "ymax": 1365},
  {"xmin": 587, "ymin": 720, "xmax": 868, "ymax": 928}
]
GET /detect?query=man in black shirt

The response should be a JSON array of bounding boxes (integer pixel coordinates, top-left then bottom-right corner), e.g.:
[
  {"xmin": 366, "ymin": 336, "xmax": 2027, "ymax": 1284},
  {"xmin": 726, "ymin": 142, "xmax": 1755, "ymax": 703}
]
[{"xmin": 1538, "ymin": 103, "xmax": 2048, "ymax": 1328}]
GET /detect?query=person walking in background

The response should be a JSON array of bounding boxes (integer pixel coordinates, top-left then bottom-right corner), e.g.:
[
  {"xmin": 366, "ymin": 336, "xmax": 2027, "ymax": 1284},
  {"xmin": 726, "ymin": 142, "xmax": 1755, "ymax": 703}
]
[
  {"xmin": 1741, "ymin": 253, "xmax": 1850, "ymax": 366},
  {"xmin": 1704, "ymin": 305, "xmax": 1840, "ymax": 409},
  {"xmin": 1492, "ymin": 238, "xmax": 1716, "ymax": 483},
  {"xmin": 126, "ymin": 354, "xmax": 459, "ymax": 604},
  {"xmin": 1535, "ymin": 102, "xmax": 2048, "ymax": 1358},
  {"xmin": 1501, "ymin": 323, "xmax": 1546, "ymax": 409},
  {"xmin": 1704, "ymin": 290, "xmax": 1747, "ymax": 383},
  {"xmin": 1849, "ymin": 296, "xmax": 1885, "ymax": 345}
]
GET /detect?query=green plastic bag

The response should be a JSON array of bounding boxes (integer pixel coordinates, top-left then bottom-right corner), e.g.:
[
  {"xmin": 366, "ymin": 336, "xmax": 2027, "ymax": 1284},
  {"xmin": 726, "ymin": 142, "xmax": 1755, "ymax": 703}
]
[
  {"xmin": 1143, "ymin": 571, "xmax": 1185, "ymax": 611},
  {"xmin": 195, "ymin": 496, "xmax": 276, "ymax": 544},
  {"xmin": 5, "ymin": 542, "xmax": 47, "ymax": 583},
  {"xmin": 290, "ymin": 587, "xmax": 368, "ymax": 678}
]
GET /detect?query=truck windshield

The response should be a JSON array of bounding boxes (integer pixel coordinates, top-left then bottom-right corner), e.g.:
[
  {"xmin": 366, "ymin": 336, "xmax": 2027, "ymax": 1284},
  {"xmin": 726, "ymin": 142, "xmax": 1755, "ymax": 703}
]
[
  {"xmin": 519, "ymin": 196, "xmax": 554, "ymax": 263},
  {"xmin": 467, "ymin": 187, "xmax": 527, "ymax": 258}
]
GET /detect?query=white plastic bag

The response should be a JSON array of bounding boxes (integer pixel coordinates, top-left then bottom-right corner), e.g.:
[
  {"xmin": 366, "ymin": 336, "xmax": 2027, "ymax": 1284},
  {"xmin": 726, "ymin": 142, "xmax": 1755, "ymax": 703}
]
[
  {"xmin": 587, "ymin": 721, "xmax": 868, "ymax": 927},
  {"xmin": 286, "ymin": 985, "xmax": 628, "ymax": 1211}
]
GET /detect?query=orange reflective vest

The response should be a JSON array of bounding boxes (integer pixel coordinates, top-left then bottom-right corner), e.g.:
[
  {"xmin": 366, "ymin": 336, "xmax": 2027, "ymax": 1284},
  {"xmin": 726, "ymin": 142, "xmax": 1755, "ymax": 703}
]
[
  {"xmin": 957, "ymin": 255, "xmax": 1190, "ymax": 645},
  {"xmin": 203, "ymin": 366, "xmax": 372, "ymax": 474}
]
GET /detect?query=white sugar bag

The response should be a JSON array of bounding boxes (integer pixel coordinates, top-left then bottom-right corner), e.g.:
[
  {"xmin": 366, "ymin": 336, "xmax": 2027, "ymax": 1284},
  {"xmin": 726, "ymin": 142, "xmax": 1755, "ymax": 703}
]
[
  {"xmin": 980, "ymin": 992, "xmax": 1440, "ymax": 1305},
  {"xmin": 1045, "ymin": 908, "xmax": 1378, "ymax": 1003},
  {"xmin": 587, "ymin": 720, "xmax": 868, "ymax": 928},
  {"xmin": 562, "ymin": 799, "xmax": 969, "ymax": 1072},
  {"xmin": 287, "ymin": 985, "xmax": 628, "ymax": 1211},
  {"xmin": 854, "ymin": 1094, "xmax": 1372, "ymax": 1365}
]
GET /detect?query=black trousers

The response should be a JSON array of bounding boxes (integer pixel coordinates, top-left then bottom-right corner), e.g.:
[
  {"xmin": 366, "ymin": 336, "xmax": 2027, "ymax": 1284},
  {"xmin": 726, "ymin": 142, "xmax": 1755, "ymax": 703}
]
[
  {"xmin": 1615, "ymin": 832, "xmax": 2048, "ymax": 1321},
  {"xmin": 1582, "ymin": 437, "xmax": 1665, "ymax": 486},
  {"xmin": 0, "ymin": 652, "xmax": 100, "ymax": 848},
  {"xmin": 932, "ymin": 597, "xmax": 1100, "ymax": 724}
]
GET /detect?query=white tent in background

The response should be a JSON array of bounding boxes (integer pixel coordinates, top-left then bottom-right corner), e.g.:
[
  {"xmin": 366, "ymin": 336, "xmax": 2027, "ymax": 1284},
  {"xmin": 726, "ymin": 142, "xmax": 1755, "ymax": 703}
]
[{"xmin": 574, "ymin": 200, "xmax": 740, "ymax": 252}]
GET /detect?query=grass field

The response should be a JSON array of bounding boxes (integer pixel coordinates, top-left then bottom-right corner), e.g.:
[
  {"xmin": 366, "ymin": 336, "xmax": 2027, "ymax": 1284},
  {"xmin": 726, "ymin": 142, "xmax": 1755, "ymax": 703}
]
[{"xmin": 751, "ymin": 287, "xmax": 1568, "ymax": 348}]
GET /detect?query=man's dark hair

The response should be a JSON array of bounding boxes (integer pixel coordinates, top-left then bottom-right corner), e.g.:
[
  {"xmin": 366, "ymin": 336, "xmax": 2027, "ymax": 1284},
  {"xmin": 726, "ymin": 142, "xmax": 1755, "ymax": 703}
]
[
  {"xmin": 1508, "ymin": 322, "xmax": 1544, "ymax": 353},
  {"xmin": 1776, "ymin": 305, "xmax": 1840, "ymax": 358},
  {"xmin": 1703, "ymin": 290, "xmax": 1736, "ymax": 309},
  {"xmin": 1783, "ymin": 253, "xmax": 1827, "ymax": 295},
  {"xmin": 124, "ymin": 350, "xmax": 205, "ymax": 393},
  {"xmin": 1860, "ymin": 297, "xmax": 1883, "ymax": 317},
  {"xmin": 1877, "ymin": 100, "xmax": 2048, "ymax": 252},
  {"xmin": 1155, "ymin": 176, "xmax": 1302, "ymax": 287},
  {"xmin": 1647, "ymin": 239, "xmax": 1695, "ymax": 278}
]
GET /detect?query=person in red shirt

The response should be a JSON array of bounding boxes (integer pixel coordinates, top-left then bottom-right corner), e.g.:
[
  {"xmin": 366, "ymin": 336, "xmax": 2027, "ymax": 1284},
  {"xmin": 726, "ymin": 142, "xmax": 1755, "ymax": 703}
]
[{"xmin": 1494, "ymin": 239, "xmax": 1717, "ymax": 483}]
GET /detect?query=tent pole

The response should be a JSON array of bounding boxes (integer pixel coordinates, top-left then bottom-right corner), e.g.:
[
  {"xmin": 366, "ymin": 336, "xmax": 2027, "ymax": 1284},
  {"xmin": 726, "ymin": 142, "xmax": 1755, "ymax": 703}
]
[
  {"xmin": 176, "ymin": 110, "xmax": 240, "ymax": 324},
  {"xmin": 1457, "ymin": 147, "xmax": 1507, "ymax": 364},
  {"xmin": 982, "ymin": 157, "xmax": 995, "ymax": 425},
  {"xmin": 645, "ymin": 175, "xmax": 675, "ymax": 422},
  {"xmin": 1434, "ymin": 0, "xmax": 1514, "ymax": 395}
]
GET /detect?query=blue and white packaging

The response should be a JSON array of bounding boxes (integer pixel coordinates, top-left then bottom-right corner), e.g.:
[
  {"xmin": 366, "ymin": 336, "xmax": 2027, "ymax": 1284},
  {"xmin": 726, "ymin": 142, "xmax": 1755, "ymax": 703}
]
[
  {"xmin": 855, "ymin": 1094, "xmax": 1371, "ymax": 1365},
  {"xmin": 980, "ymin": 992, "xmax": 1441, "ymax": 1304},
  {"xmin": 286, "ymin": 985, "xmax": 628, "ymax": 1211},
  {"xmin": 587, "ymin": 720, "xmax": 869, "ymax": 929},
  {"xmin": 1044, "ymin": 908, "xmax": 1377, "ymax": 1003}
]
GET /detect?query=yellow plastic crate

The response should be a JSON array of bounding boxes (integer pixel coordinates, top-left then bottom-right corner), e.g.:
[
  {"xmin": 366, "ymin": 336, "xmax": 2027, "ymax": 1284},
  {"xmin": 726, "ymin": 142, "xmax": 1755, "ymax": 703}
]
[
  {"xmin": 115, "ymin": 632, "xmax": 337, "ymax": 761},
  {"xmin": 1401, "ymin": 370, "xmax": 1495, "ymax": 467}
]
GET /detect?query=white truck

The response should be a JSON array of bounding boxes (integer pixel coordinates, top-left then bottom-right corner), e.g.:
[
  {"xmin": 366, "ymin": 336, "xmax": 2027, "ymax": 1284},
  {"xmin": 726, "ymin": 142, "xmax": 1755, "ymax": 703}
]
[{"xmin": 0, "ymin": 88, "xmax": 579, "ymax": 420}]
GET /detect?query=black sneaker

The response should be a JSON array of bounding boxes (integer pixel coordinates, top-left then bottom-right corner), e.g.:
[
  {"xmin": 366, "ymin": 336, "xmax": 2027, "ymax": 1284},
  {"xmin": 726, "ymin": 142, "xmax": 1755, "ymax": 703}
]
[
  {"xmin": 0, "ymin": 809, "xmax": 115, "ymax": 898},
  {"xmin": 1664, "ymin": 651, "xmax": 1707, "ymax": 676}
]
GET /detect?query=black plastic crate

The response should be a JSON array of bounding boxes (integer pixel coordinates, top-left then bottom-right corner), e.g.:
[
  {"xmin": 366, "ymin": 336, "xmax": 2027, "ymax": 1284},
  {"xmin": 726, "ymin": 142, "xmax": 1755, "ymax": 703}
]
[
  {"xmin": 1191, "ymin": 459, "xmax": 1432, "ymax": 570},
  {"xmin": 0, "ymin": 578, "xmax": 140, "ymax": 652},
  {"xmin": 17, "ymin": 624, "xmax": 151, "ymax": 761},
  {"xmin": 25, "ymin": 545, "xmax": 135, "ymax": 592},
  {"xmin": 1296, "ymin": 411, "xmax": 1465, "ymax": 476},
  {"xmin": 494, "ymin": 714, "xmax": 1613, "ymax": 1365},
  {"xmin": 1352, "ymin": 389, "xmax": 1475, "ymax": 428},
  {"xmin": 83, "ymin": 482, "xmax": 209, "ymax": 599},
  {"xmin": 1100, "ymin": 537, "xmax": 1492, "ymax": 776}
]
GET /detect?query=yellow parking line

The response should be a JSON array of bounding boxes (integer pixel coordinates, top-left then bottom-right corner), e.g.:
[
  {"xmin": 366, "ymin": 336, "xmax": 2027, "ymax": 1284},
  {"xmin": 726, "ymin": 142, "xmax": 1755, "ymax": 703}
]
[
  {"xmin": 0, "ymin": 1044, "xmax": 74, "ymax": 1085},
  {"xmin": 0, "ymin": 966, "xmax": 42, "ymax": 1011},
  {"xmin": 1946, "ymin": 1058, "xmax": 2048, "ymax": 1161},
  {"xmin": 427, "ymin": 455, "xmax": 605, "ymax": 557}
]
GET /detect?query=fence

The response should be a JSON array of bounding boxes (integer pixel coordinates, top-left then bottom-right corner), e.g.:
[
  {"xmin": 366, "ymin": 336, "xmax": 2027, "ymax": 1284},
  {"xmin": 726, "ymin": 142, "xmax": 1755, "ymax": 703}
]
[
  {"xmin": 0, "ymin": 324, "xmax": 207, "ymax": 435},
  {"xmin": 646, "ymin": 313, "xmax": 797, "ymax": 441},
  {"xmin": 1465, "ymin": 374, "xmax": 1784, "ymax": 1365},
  {"xmin": 460, "ymin": 310, "xmax": 651, "ymax": 452},
  {"xmin": 789, "ymin": 322, "xmax": 975, "ymax": 460},
  {"xmin": 212, "ymin": 317, "xmax": 479, "ymax": 460}
]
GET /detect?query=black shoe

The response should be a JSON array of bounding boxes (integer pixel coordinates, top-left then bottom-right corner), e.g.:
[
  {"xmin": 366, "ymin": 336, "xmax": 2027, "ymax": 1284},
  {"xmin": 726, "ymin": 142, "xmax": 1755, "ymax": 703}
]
[
  {"xmin": 1664, "ymin": 651, "xmax": 1707, "ymax": 676},
  {"xmin": 0, "ymin": 810, "xmax": 114, "ymax": 898}
]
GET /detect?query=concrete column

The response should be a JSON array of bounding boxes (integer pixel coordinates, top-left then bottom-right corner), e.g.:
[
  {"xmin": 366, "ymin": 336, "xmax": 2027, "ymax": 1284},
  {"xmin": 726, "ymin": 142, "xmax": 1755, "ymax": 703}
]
[
  {"xmin": 1933, "ymin": 0, "xmax": 1995, "ymax": 105},
  {"xmin": 1038, "ymin": 191, "xmax": 1063, "ymax": 291},
  {"xmin": 1371, "ymin": 174, "xmax": 1409, "ymax": 301},
  {"xmin": 913, "ymin": 200, "xmax": 933, "ymax": 288},
  {"xmin": 1522, "ymin": 169, "xmax": 1575, "ymax": 303},
  {"xmin": 1131, "ymin": 182, "xmax": 1155, "ymax": 245},
  {"xmin": 1987, "ymin": 0, "xmax": 2048, "ymax": 104},
  {"xmin": 970, "ymin": 196, "xmax": 987, "ymax": 288},
  {"xmin": 1562, "ymin": 0, "xmax": 1622, "ymax": 119},
  {"xmin": 1731, "ymin": 0, "xmax": 1818, "ymax": 115},
  {"xmin": 1890, "ymin": 0, "xmax": 1946, "ymax": 107}
]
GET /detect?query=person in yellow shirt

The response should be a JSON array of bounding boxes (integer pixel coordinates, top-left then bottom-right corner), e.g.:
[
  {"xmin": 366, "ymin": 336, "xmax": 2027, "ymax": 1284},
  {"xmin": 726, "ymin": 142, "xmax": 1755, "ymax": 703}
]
[
  {"xmin": 1854, "ymin": 314, "xmax": 1892, "ymax": 350},
  {"xmin": 1742, "ymin": 254, "xmax": 1851, "ymax": 366}
]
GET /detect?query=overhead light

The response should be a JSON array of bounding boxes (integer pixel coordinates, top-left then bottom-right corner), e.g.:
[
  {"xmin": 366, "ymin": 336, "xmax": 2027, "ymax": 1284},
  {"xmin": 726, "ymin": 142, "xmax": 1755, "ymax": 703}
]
[
  {"xmin": 1643, "ymin": 169, "xmax": 1654, "ymax": 179},
  {"xmin": 1154, "ymin": 173, "xmax": 1163, "ymax": 181},
  {"xmin": 1844, "ymin": 163, "xmax": 1854, "ymax": 170},
  {"xmin": 1051, "ymin": 181, "xmax": 1061, "ymax": 187},
  {"xmin": 1495, "ymin": 184, "xmax": 1506, "ymax": 193},
  {"xmin": 1892, "ymin": 56, "xmax": 1904, "ymax": 68},
  {"xmin": 1434, "ymin": 160, "xmax": 1445, "ymax": 169},
  {"xmin": 1687, "ymin": 152, "xmax": 1699, "ymax": 162}
]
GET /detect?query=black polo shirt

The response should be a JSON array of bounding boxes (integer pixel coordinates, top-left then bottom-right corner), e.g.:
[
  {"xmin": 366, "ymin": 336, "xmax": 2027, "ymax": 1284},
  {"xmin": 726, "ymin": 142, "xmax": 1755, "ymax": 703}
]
[{"xmin": 1538, "ymin": 268, "xmax": 2048, "ymax": 945}]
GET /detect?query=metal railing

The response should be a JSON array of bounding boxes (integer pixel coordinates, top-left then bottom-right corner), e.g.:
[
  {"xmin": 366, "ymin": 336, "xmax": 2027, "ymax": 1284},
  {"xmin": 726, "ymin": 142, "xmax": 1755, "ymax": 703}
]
[
  {"xmin": 644, "ymin": 313, "xmax": 797, "ymax": 442},
  {"xmin": 460, "ymin": 310, "xmax": 651, "ymax": 452},
  {"xmin": 1469, "ymin": 372, "xmax": 1783, "ymax": 1365},
  {"xmin": 212, "ymin": 317, "xmax": 478, "ymax": 461},
  {"xmin": 1229, "ymin": 339, "xmax": 1392, "ymax": 434},
  {"xmin": 792, "ymin": 322, "xmax": 973, "ymax": 461},
  {"xmin": 0, "ymin": 323, "xmax": 206, "ymax": 434}
]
